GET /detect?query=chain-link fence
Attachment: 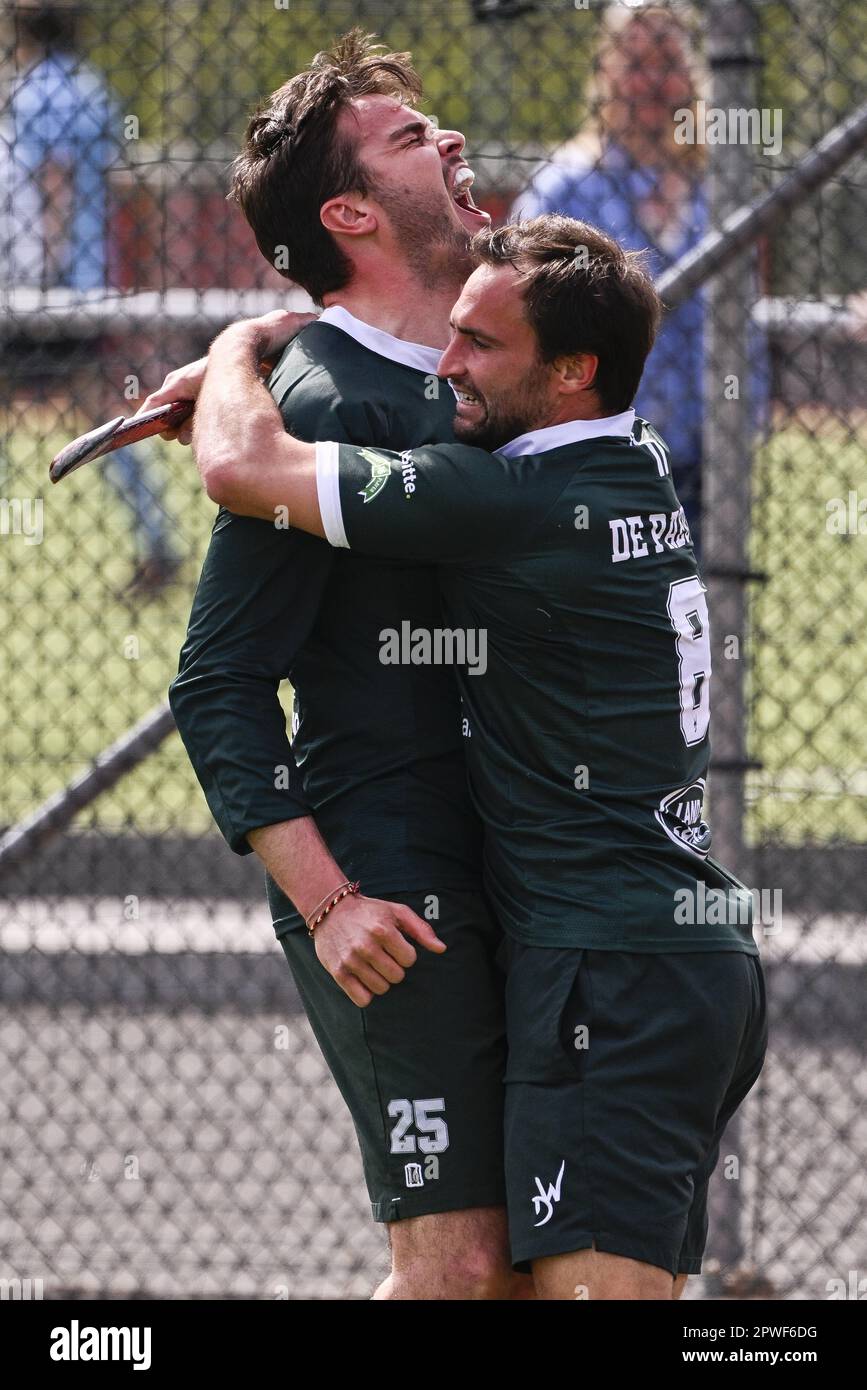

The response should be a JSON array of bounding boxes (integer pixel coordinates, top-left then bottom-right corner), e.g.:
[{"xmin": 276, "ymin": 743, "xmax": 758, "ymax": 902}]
[{"xmin": 1, "ymin": 0, "xmax": 865, "ymax": 1300}]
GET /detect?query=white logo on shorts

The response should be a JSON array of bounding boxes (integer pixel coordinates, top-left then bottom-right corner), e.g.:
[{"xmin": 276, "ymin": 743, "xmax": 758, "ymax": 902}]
[
  {"xmin": 405, "ymin": 1162, "xmax": 424, "ymax": 1188},
  {"xmin": 531, "ymin": 1160, "xmax": 566, "ymax": 1226}
]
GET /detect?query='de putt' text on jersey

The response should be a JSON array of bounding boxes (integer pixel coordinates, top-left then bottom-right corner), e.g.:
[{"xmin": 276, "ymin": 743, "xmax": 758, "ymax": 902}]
[{"xmin": 315, "ymin": 414, "xmax": 757, "ymax": 953}]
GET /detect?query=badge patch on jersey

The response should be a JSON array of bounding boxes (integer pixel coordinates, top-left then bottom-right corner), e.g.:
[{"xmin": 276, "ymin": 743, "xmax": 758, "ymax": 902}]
[
  {"xmin": 357, "ymin": 448, "xmax": 392, "ymax": 503},
  {"xmin": 655, "ymin": 778, "xmax": 712, "ymax": 858}
]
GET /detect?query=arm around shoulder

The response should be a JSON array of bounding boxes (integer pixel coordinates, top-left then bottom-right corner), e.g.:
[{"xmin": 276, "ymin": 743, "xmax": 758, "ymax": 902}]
[{"xmin": 192, "ymin": 321, "xmax": 323, "ymax": 532}]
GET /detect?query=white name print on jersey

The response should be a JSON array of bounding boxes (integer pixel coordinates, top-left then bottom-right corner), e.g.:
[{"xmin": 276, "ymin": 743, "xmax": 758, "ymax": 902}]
[{"xmin": 609, "ymin": 506, "xmax": 692, "ymax": 563}]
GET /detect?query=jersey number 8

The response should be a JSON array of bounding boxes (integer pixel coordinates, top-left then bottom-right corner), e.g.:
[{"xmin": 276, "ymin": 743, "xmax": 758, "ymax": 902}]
[{"xmin": 666, "ymin": 577, "xmax": 711, "ymax": 746}]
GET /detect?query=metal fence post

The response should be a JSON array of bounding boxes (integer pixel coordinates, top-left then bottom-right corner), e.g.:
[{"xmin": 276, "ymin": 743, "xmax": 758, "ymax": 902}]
[{"xmin": 702, "ymin": 0, "xmax": 761, "ymax": 1281}]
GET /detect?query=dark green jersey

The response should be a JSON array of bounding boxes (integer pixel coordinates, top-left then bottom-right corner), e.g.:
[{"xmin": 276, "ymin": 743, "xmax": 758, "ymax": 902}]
[
  {"xmin": 170, "ymin": 310, "xmax": 482, "ymax": 931},
  {"xmin": 316, "ymin": 412, "xmax": 757, "ymax": 954}
]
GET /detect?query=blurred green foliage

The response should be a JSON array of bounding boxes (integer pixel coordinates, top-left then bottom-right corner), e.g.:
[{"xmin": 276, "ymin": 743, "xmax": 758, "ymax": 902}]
[
  {"xmin": 79, "ymin": 0, "xmax": 867, "ymax": 153},
  {"xmin": 79, "ymin": 0, "xmax": 867, "ymax": 295}
]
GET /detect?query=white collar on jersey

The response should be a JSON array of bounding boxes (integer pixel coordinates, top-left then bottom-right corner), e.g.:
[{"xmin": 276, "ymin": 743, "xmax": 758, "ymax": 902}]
[
  {"xmin": 497, "ymin": 409, "xmax": 636, "ymax": 458},
  {"xmin": 317, "ymin": 305, "xmax": 443, "ymax": 375}
]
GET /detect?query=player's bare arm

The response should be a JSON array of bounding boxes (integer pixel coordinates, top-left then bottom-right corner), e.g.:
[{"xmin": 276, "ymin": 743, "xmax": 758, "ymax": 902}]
[
  {"xmin": 194, "ymin": 320, "xmax": 323, "ymax": 529},
  {"xmin": 183, "ymin": 318, "xmax": 447, "ymax": 1007},
  {"xmin": 248, "ymin": 819, "xmax": 445, "ymax": 1009},
  {"xmin": 137, "ymin": 309, "xmax": 317, "ymax": 443}
]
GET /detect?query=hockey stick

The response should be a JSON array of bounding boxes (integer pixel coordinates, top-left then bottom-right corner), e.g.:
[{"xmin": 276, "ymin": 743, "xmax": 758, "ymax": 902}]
[
  {"xmin": 48, "ymin": 335, "xmax": 291, "ymax": 485},
  {"xmin": 48, "ymin": 400, "xmax": 194, "ymax": 484}
]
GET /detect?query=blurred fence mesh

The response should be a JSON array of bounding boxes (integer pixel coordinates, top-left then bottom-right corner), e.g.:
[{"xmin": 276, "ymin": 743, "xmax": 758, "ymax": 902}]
[{"xmin": 1, "ymin": 0, "xmax": 865, "ymax": 1300}]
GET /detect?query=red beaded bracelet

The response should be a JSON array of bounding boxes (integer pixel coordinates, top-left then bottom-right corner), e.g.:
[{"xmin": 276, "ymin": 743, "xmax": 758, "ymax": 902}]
[{"xmin": 305, "ymin": 881, "xmax": 361, "ymax": 935}]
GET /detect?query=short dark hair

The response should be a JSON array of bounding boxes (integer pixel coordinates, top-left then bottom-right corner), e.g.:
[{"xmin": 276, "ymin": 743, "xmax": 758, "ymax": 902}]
[
  {"xmin": 229, "ymin": 29, "xmax": 422, "ymax": 304},
  {"xmin": 472, "ymin": 216, "xmax": 661, "ymax": 413}
]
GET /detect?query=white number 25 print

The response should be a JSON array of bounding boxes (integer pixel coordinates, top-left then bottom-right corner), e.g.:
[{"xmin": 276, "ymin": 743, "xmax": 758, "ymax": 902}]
[
  {"xmin": 387, "ymin": 1098, "xmax": 450, "ymax": 1155},
  {"xmin": 666, "ymin": 577, "xmax": 711, "ymax": 746}
]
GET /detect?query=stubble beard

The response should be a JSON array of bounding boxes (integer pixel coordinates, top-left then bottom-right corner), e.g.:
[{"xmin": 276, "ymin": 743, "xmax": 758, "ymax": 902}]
[
  {"xmin": 454, "ymin": 360, "xmax": 553, "ymax": 452},
  {"xmin": 372, "ymin": 179, "xmax": 477, "ymax": 292}
]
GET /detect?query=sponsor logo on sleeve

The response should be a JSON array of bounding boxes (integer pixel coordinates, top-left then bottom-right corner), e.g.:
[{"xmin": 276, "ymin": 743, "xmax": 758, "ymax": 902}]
[{"xmin": 357, "ymin": 448, "xmax": 392, "ymax": 503}]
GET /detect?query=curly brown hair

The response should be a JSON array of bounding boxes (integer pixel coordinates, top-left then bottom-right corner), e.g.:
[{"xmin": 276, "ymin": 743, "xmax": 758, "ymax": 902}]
[{"xmin": 229, "ymin": 29, "xmax": 422, "ymax": 304}]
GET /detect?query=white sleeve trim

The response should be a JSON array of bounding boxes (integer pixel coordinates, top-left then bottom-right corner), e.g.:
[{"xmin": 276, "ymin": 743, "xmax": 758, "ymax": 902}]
[{"xmin": 315, "ymin": 441, "xmax": 350, "ymax": 549}]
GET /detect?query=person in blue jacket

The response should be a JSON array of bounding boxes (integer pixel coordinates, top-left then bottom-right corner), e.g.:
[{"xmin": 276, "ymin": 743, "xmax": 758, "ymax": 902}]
[
  {"xmin": 513, "ymin": 3, "xmax": 767, "ymax": 553},
  {"xmin": 6, "ymin": 0, "xmax": 179, "ymax": 595}
]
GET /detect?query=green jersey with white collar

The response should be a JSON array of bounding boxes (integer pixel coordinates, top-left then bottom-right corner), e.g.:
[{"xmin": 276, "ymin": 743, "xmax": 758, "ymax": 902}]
[{"xmin": 314, "ymin": 412, "xmax": 756, "ymax": 953}]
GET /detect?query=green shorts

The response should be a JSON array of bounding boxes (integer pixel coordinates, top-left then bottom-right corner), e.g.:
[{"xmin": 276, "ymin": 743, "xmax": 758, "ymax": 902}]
[
  {"xmin": 279, "ymin": 890, "xmax": 508, "ymax": 1222},
  {"xmin": 503, "ymin": 944, "xmax": 767, "ymax": 1275}
]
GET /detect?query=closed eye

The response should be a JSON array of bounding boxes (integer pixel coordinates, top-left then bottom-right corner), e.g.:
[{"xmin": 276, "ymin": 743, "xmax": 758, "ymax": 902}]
[{"xmin": 392, "ymin": 119, "xmax": 438, "ymax": 150}]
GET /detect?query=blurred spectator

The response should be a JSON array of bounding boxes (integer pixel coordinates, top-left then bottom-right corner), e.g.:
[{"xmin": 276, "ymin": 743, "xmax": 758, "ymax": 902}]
[
  {"xmin": 513, "ymin": 3, "xmax": 763, "ymax": 551},
  {"xmin": 4, "ymin": 0, "xmax": 179, "ymax": 595},
  {"xmin": 0, "ymin": 103, "xmax": 41, "ymax": 284}
]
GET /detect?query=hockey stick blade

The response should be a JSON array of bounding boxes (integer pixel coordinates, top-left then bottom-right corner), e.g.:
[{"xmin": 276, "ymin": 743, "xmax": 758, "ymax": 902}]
[{"xmin": 49, "ymin": 400, "xmax": 194, "ymax": 483}]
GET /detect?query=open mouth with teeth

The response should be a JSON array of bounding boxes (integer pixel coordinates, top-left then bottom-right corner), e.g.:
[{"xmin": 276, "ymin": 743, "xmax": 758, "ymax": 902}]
[
  {"xmin": 449, "ymin": 165, "xmax": 492, "ymax": 233},
  {"xmin": 454, "ymin": 386, "xmax": 484, "ymax": 412}
]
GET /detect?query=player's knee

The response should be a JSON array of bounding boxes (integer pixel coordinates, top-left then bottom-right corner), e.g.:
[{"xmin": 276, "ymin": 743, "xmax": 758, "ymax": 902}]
[
  {"xmin": 393, "ymin": 1246, "xmax": 515, "ymax": 1300},
  {"xmin": 460, "ymin": 1248, "xmax": 518, "ymax": 1300},
  {"xmin": 435, "ymin": 1246, "xmax": 517, "ymax": 1300}
]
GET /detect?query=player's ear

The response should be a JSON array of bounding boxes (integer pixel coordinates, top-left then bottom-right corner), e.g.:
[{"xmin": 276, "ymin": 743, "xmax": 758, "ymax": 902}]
[
  {"xmin": 320, "ymin": 196, "xmax": 378, "ymax": 238},
  {"xmin": 553, "ymin": 352, "xmax": 598, "ymax": 396}
]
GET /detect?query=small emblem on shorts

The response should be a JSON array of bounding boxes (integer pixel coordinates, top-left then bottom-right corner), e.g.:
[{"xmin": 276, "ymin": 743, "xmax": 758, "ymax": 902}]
[
  {"xmin": 405, "ymin": 1162, "xmax": 424, "ymax": 1189},
  {"xmin": 531, "ymin": 1160, "xmax": 566, "ymax": 1227}
]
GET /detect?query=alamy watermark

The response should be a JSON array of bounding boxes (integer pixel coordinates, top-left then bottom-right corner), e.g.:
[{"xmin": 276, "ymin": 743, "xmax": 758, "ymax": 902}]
[
  {"xmin": 826, "ymin": 1270, "xmax": 866, "ymax": 1299},
  {"xmin": 49, "ymin": 1320, "xmax": 151, "ymax": 1370},
  {"xmin": 1, "ymin": 1275, "xmax": 44, "ymax": 1299},
  {"xmin": 674, "ymin": 101, "xmax": 783, "ymax": 157},
  {"xmin": 826, "ymin": 491, "xmax": 867, "ymax": 535},
  {"xmin": 674, "ymin": 882, "xmax": 782, "ymax": 936},
  {"xmin": 379, "ymin": 621, "xmax": 487, "ymax": 676},
  {"xmin": 0, "ymin": 497, "xmax": 43, "ymax": 545}
]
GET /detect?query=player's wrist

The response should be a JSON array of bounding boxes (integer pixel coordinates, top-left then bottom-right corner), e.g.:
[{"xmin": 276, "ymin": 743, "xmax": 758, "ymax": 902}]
[{"xmin": 305, "ymin": 880, "xmax": 361, "ymax": 936}]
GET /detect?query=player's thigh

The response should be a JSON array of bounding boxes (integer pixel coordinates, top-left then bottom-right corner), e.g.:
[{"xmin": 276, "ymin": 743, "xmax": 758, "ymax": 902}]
[
  {"xmin": 503, "ymin": 944, "xmax": 764, "ymax": 1282},
  {"xmin": 280, "ymin": 889, "xmax": 508, "ymax": 1224},
  {"xmin": 678, "ymin": 953, "xmax": 767, "ymax": 1276}
]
